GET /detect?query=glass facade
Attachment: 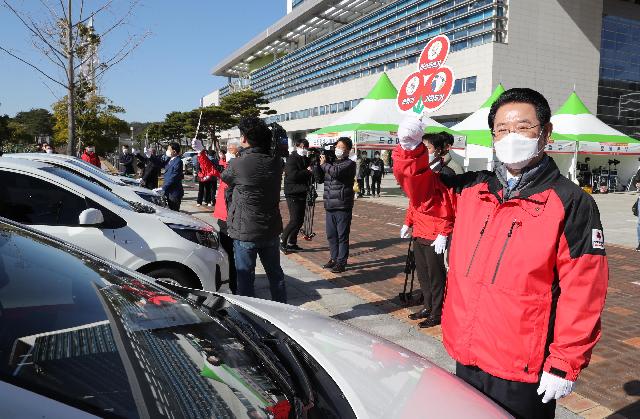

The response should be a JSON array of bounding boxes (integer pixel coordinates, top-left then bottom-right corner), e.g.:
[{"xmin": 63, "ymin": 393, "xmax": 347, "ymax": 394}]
[
  {"xmin": 250, "ymin": 0, "xmax": 506, "ymax": 102},
  {"xmin": 597, "ymin": 15, "xmax": 640, "ymax": 139}
]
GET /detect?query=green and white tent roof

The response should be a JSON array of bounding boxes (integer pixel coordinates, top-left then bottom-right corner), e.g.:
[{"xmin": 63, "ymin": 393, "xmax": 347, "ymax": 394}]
[
  {"xmin": 551, "ymin": 91, "xmax": 640, "ymax": 144},
  {"xmin": 450, "ymin": 84, "xmax": 505, "ymax": 148},
  {"xmin": 312, "ymin": 72, "xmax": 451, "ymax": 135}
]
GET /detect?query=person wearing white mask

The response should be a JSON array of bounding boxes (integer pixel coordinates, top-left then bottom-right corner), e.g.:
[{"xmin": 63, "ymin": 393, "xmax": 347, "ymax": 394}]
[
  {"xmin": 393, "ymin": 88, "xmax": 608, "ymax": 418},
  {"xmin": 316, "ymin": 137, "xmax": 356, "ymax": 273},
  {"xmin": 282, "ymin": 139, "xmax": 312, "ymax": 253}
]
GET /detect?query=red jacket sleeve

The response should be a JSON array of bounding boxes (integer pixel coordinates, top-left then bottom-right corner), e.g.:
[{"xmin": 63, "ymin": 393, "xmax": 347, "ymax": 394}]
[
  {"xmin": 404, "ymin": 207, "xmax": 414, "ymax": 228},
  {"xmin": 393, "ymin": 144, "xmax": 455, "ymax": 235},
  {"xmin": 197, "ymin": 151, "xmax": 219, "ymax": 179},
  {"xmin": 544, "ymin": 193, "xmax": 608, "ymax": 381}
]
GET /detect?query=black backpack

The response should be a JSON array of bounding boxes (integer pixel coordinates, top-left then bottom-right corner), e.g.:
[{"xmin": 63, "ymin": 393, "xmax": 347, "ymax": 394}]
[{"xmin": 633, "ymin": 200, "xmax": 638, "ymax": 217}]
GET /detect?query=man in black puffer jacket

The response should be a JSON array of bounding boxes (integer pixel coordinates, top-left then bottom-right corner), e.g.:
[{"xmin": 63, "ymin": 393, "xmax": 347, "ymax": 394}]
[
  {"xmin": 317, "ymin": 137, "xmax": 356, "ymax": 273},
  {"xmin": 282, "ymin": 138, "xmax": 312, "ymax": 253},
  {"xmin": 221, "ymin": 117, "xmax": 286, "ymax": 303}
]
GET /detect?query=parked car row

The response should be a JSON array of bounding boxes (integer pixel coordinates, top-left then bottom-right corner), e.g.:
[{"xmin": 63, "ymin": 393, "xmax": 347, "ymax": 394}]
[{"xmin": 0, "ymin": 153, "xmax": 509, "ymax": 418}]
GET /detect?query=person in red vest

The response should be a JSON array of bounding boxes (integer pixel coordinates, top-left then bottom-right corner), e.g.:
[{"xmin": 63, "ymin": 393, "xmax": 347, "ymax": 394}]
[
  {"xmin": 81, "ymin": 144, "xmax": 101, "ymax": 168},
  {"xmin": 393, "ymin": 88, "xmax": 608, "ymax": 418}
]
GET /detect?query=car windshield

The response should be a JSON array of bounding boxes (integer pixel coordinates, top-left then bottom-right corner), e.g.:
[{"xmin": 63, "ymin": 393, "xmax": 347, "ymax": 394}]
[
  {"xmin": 65, "ymin": 158, "xmax": 125, "ymax": 186},
  {"xmin": 40, "ymin": 166, "xmax": 133, "ymax": 211},
  {"xmin": 0, "ymin": 222, "xmax": 289, "ymax": 418}
]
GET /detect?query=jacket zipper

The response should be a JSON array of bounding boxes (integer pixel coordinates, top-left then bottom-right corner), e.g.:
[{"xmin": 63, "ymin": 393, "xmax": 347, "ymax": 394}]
[
  {"xmin": 465, "ymin": 216, "xmax": 490, "ymax": 277},
  {"xmin": 491, "ymin": 220, "xmax": 519, "ymax": 284}
]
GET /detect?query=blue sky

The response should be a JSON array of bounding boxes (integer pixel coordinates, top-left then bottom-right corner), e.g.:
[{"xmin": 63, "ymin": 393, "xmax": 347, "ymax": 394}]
[{"xmin": 0, "ymin": 1, "xmax": 285, "ymax": 122}]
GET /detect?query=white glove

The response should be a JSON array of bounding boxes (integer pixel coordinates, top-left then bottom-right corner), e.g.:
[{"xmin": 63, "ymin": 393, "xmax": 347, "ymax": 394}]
[
  {"xmin": 192, "ymin": 138, "xmax": 204, "ymax": 152},
  {"xmin": 397, "ymin": 115, "xmax": 427, "ymax": 151},
  {"xmin": 152, "ymin": 188, "xmax": 165, "ymax": 196},
  {"xmin": 537, "ymin": 371, "xmax": 576, "ymax": 403},
  {"xmin": 431, "ymin": 234, "xmax": 447, "ymax": 254},
  {"xmin": 400, "ymin": 225, "xmax": 412, "ymax": 239}
]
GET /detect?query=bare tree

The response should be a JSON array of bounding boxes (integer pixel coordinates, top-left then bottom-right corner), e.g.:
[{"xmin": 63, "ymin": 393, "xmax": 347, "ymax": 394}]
[{"xmin": 0, "ymin": 0, "xmax": 149, "ymax": 155}]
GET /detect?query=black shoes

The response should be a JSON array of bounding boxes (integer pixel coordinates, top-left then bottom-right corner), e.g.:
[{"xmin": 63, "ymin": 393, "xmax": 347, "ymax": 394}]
[
  {"xmin": 419, "ymin": 317, "xmax": 442, "ymax": 328},
  {"xmin": 287, "ymin": 244, "xmax": 303, "ymax": 251},
  {"xmin": 408, "ymin": 308, "xmax": 431, "ymax": 320},
  {"xmin": 280, "ymin": 243, "xmax": 291, "ymax": 254},
  {"xmin": 331, "ymin": 263, "xmax": 346, "ymax": 273},
  {"xmin": 636, "ymin": 243, "xmax": 640, "ymax": 252},
  {"xmin": 323, "ymin": 260, "xmax": 337, "ymax": 269}
]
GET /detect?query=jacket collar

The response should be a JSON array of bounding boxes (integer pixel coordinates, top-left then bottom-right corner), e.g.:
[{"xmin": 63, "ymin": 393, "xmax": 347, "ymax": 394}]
[{"xmin": 482, "ymin": 155, "xmax": 561, "ymax": 204}]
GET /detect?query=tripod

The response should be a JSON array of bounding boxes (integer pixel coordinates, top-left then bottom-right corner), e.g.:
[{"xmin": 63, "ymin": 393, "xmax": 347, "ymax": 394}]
[
  {"xmin": 301, "ymin": 177, "xmax": 318, "ymax": 241},
  {"xmin": 398, "ymin": 239, "xmax": 423, "ymax": 305}
]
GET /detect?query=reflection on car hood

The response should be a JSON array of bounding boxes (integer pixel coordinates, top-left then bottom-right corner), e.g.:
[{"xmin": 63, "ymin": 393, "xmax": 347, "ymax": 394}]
[
  {"xmin": 154, "ymin": 207, "xmax": 213, "ymax": 230},
  {"xmin": 220, "ymin": 295, "xmax": 510, "ymax": 419}
]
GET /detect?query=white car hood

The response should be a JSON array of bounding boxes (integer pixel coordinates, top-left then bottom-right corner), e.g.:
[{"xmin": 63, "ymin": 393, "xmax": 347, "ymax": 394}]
[
  {"xmin": 220, "ymin": 295, "xmax": 510, "ymax": 419},
  {"xmin": 154, "ymin": 207, "xmax": 213, "ymax": 230}
]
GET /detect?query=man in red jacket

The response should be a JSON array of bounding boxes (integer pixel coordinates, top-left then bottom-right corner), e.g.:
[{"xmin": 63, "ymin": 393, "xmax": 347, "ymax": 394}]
[
  {"xmin": 81, "ymin": 144, "xmax": 101, "ymax": 168},
  {"xmin": 394, "ymin": 88, "xmax": 608, "ymax": 418}
]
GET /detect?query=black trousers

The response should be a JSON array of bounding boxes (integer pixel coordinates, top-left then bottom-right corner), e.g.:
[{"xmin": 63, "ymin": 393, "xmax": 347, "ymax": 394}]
[
  {"xmin": 357, "ymin": 178, "xmax": 365, "ymax": 196},
  {"xmin": 364, "ymin": 175, "xmax": 370, "ymax": 194},
  {"xmin": 197, "ymin": 181, "xmax": 214, "ymax": 204},
  {"xmin": 219, "ymin": 232, "xmax": 237, "ymax": 294},
  {"xmin": 167, "ymin": 197, "xmax": 181, "ymax": 211},
  {"xmin": 325, "ymin": 209, "xmax": 352, "ymax": 264},
  {"xmin": 413, "ymin": 239, "xmax": 446, "ymax": 319},
  {"xmin": 282, "ymin": 198, "xmax": 306, "ymax": 246},
  {"xmin": 456, "ymin": 363, "xmax": 556, "ymax": 419},
  {"xmin": 371, "ymin": 174, "xmax": 382, "ymax": 195}
]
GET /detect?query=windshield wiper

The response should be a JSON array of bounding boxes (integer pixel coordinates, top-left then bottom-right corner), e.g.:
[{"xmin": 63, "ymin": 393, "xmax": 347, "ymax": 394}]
[{"xmin": 126, "ymin": 200, "xmax": 155, "ymax": 214}]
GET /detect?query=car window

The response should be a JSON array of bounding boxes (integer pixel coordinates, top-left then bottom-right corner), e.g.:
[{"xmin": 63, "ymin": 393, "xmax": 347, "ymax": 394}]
[
  {"xmin": 65, "ymin": 158, "xmax": 124, "ymax": 185},
  {"xmin": 39, "ymin": 167, "xmax": 133, "ymax": 211},
  {"xmin": 0, "ymin": 223, "xmax": 289, "ymax": 418},
  {"xmin": 0, "ymin": 171, "xmax": 87, "ymax": 226}
]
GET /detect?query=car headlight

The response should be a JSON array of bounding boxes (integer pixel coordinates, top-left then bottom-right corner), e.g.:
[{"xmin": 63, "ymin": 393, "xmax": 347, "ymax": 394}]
[
  {"xmin": 167, "ymin": 224, "xmax": 219, "ymax": 249},
  {"xmin": 136, "ymin": 191, "xmax": 168, "ymax": 207}
]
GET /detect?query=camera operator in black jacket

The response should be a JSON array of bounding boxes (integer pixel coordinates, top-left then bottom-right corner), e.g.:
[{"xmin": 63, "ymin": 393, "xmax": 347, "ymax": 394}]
[
  {"xmin": 221, "ymin": 117, "xmax": 286, "ymax": 303},
  {"xmin": 317, "ymin": 137, "xmax": 356, "ymax": 273},
  {"xmin": 282, "ymin": 139, "xmax": 312, "ymax": 253}
]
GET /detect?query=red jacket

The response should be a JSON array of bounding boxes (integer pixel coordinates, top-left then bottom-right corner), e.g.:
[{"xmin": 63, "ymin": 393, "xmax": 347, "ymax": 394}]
[
  {"xmin": 197, "ymin": 151, "xmax": 220, "ymax": 181},
  {"xmin": 394, "ymin": 143, "xmax": 608, "ymax": 383},
  {"xmin": 81, "ymin": 151, "xmax": 101, "ymax": 168},
  {"xmin": 213, "ymin": 159, "xmax": 228, "ymax": 222},
  {"xmin": 393, "ymin": 148, "xmax": 456, "ymax": 240}
]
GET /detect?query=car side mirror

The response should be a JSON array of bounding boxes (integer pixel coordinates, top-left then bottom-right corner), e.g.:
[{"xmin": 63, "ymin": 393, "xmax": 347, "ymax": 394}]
[{"xmin": 79, "ymin": 208, "xmax": 104, "ymax": 226}]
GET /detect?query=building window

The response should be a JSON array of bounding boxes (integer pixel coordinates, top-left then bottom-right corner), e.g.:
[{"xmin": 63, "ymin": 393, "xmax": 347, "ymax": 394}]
[{"xmin": 452, "ymin": 76, "xmax": 478, "ymax": 94}]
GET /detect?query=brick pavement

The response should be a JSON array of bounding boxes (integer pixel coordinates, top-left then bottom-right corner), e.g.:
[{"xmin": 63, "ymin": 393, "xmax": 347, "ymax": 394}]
[{"xmin": 282, "ymin": 197, "xmax": 640, "ymax": 419}]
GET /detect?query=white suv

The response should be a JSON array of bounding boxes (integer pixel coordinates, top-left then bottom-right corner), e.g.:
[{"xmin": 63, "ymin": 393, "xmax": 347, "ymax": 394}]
[
  {"xmin": 4, "ymin": 153, "xmax": 168, "ymax": 208},
  {"xmin": 0, "ymin": 158, "xmax": 228, "ymax": 291}
]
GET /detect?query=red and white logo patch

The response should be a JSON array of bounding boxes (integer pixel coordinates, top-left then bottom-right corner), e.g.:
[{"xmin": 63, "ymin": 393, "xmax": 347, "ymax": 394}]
[{"xmin": 592, "ymin": 229, "xmax": 605, "ymax": 250}]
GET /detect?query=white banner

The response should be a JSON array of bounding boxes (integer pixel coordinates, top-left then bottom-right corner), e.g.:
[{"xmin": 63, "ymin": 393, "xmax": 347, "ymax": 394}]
[
  {"xmin": 308, "ymin": 131, "xmax": 355, "ymax": 148},
  {"xmin": 545, "ymin": 139, "xmax": 576, "ymax": 153},
  {"xmin": 578, "ymin": 141, "xmax": 640, "ymax": 155}
]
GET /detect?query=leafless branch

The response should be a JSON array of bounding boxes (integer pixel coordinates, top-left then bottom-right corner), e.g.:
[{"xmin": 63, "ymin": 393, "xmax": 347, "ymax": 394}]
[
  {"xmin": 31, "ymin": 38, "xmax": 66, "ymax": 71},
  {"xmin": 100, "ymin": 0, "xmax": 140, "ymax": 38},
  {"xmin": 74, "ymin": 0, "xmax": 114, "ymax": 27},
  {"xmin": 3, "ymin": 0, "xmax": 67, "ymax": 61},
  {"xmin": 0, "ymin": 44, "xmax": 66, "ymax": 88},
  {"xmin": 94, "ymin": 30, "xmax": 150, "ymax": 80},
  {"xmin": 38, "ymin": 0, "xmax": 61, "ymax": 21}
]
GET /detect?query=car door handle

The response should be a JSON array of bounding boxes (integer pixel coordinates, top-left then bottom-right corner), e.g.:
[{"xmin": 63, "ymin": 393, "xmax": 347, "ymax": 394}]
[{"xmin": 122, "ymin": 240, "xmax": 133, "ymax": 244}]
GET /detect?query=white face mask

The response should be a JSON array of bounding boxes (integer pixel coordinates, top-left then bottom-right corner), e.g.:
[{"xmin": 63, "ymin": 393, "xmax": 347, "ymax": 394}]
[
  {"xmin": 225, "ymin": 152, "xmax": 235, "ymax": 161},
  {"xmin": 45, "ymin": 149, "xmax": 53, "ymax": 154},
  {"xmin": 334, "ymin": 148, "xmax": 345, "ymax": 158},
  {"xmin": 166, "ymin": 150, "xmax": 173, "ymax": 158},
  {"xmin": 297, "ymin": 147, "xmax": 308, "ymax": 157},
  {"xmin": 87, "ymin": 148, "xmax": 94, "ymax": 153},
  {"xmin": 494, "ymin": 131, "xmax": 544, "ymax": 170}
]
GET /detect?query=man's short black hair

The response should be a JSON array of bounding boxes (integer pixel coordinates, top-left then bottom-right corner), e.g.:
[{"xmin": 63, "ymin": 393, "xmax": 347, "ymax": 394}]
[
  {"xmin": 238, "ymin": 116, "xmax": 271, "ymax": 148},
  {"xmin": 295, "ymin": 138, "xmax": 309, "ymax": 148},
  {"xmin": 122, "ymin": 144, "xmax": 130, "ymax": 149},
  {"xmin": 374, "ymin": 151, "xmax": 380, "ymax": 156},
  {"xmin": 423, "ymin": 131, "xmax": 454, "ymax": 150},
  {"xmin": 337, "ymin": 137, "xmax": 353, "ymax": 150},
  {"xmin": 488, "ymin": 88, "xmax": 551, "ymax": 130},
  {"xmin": 168, "ymin": 142, "xmax": 181, "ymax": 154}
]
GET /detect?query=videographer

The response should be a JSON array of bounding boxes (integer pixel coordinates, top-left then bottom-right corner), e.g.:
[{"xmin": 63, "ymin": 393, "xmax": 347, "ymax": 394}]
[
  {"xmin": 282, "ymin": 139, "xmax": 312, "ymax": 253},
  {"xmin": 317, "ymin": 137, "xmax": 356, "ymax": 273},
  {"xmin": 221, "ymin": 117, "xmax": 286, "ymax": 303}
]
